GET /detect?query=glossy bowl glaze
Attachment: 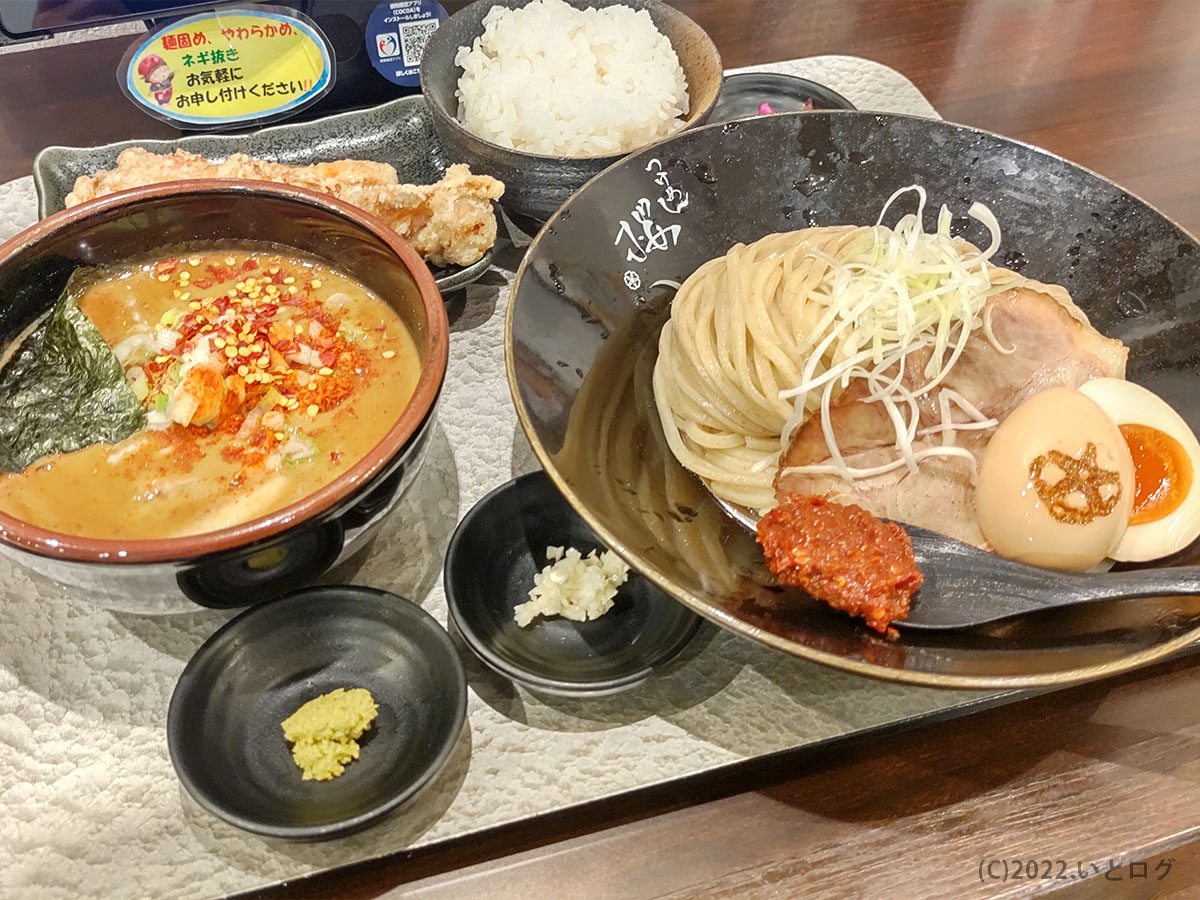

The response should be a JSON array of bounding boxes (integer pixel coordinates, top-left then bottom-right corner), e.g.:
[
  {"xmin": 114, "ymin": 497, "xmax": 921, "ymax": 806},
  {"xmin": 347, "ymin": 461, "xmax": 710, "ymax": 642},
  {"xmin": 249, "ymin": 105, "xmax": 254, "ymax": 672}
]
[
  {"xmin": 420, "ymin": 0, "xmax": 722, "ymax": 222},
  {"xmin": 0, "ymin": 181, "xmax": 449, "ymax": 613},
  {"xmin": 506, "ymin": 110, "xmax": 1200, "ymax": 689}
]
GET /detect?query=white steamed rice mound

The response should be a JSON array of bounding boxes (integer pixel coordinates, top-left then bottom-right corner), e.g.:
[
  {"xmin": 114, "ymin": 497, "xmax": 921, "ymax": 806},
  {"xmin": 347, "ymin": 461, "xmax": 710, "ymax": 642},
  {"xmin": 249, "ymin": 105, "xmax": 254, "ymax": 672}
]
[{"xmin": 453, "ymin": 0, "xmax": 690, "ymax": 157}]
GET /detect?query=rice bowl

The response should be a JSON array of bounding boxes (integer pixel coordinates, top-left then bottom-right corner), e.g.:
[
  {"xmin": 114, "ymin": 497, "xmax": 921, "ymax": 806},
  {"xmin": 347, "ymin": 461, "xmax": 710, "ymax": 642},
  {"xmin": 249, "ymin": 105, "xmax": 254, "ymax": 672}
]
[
  {"xmin": 454, "ymin": 0, "xmax": 690, "ymax": 157},
  {"xmin": 419, "ymin": 0, "xmax": 722, "ymax": 221}
]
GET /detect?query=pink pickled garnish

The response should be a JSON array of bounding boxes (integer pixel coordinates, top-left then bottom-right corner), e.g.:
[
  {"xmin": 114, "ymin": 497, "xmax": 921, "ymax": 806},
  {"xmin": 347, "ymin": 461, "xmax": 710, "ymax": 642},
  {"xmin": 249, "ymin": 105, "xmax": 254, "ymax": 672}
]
[{"xmin": 758, "ymin": 102, "xmax": 776, "ymax": 115}]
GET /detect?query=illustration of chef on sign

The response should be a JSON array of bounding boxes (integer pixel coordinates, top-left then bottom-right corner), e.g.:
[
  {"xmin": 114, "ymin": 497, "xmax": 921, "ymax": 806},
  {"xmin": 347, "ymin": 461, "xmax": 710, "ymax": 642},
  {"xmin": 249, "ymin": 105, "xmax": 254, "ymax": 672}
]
[{"xmin": 138, "ymin": 53, "xmax": 175, "ymax": 106}]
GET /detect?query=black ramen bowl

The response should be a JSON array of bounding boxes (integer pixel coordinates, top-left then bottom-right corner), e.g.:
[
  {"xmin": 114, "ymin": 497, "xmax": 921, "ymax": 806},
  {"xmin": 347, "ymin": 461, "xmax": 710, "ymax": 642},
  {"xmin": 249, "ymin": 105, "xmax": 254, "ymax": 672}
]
[
  {"xmin": 506, "ymin": 110, "xmax": 1200, "ymax": 689},
  {"xmin": 420, "ymin": 0, "xmax": 723, "ymax": 222},
  {"xmin": 168, "ymin": 586, "xmax": 467, "ymax": 841},
  {"xmin": 0, "ymin": 181, "xmax": 449, "ymax": 614}
]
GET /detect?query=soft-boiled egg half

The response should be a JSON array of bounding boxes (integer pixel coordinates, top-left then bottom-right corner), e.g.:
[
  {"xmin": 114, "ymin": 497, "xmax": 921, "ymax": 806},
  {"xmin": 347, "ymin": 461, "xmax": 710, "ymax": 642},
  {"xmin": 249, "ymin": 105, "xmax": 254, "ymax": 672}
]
[
  {"xmin": 976, "ymin": 387, "xmax": 1134, "ymax": 570},
  {"xmin": 1077, "ymin": 378, "xmax": 1200, "ymax": 561}
]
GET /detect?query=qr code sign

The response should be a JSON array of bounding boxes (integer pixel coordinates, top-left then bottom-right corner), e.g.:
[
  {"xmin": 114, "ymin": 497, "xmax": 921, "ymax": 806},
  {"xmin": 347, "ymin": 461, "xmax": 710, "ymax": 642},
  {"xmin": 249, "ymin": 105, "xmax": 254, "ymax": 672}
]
[{"xmin": 400, "ymin": 19, "xmax": 439, "ymax": 66}]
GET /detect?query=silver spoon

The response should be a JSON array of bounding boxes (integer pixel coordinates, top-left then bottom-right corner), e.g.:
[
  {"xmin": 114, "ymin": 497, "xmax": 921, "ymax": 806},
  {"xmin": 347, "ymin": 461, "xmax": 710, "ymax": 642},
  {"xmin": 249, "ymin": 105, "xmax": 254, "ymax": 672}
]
[{"xmin": 714, "ymin": 496, "xmax": 1200, "ymax": 631}]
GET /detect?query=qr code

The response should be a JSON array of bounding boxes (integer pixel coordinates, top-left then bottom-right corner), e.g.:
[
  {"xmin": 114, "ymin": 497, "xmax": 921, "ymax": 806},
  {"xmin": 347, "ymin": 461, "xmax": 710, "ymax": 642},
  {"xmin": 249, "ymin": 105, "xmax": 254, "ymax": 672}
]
[{"xmin": 400, "ymin": 19, "xmax": 439, "ymax": 67}]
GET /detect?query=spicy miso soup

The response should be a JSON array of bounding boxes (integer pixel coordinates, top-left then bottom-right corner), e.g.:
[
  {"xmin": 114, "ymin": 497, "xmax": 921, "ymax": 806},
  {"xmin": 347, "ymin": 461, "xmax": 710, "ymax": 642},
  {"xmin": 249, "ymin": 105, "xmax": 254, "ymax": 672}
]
[{"xmin": 0, "ymin": 248, "xmax": 422, "ymax": 539}]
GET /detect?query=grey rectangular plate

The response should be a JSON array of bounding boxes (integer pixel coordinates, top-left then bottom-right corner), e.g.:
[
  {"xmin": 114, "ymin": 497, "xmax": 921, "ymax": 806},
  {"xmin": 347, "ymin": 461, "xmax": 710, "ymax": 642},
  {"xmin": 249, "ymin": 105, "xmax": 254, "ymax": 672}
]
[{"xmin": 32, "ymin": 96, "xmax": 493, "ymax": 292}]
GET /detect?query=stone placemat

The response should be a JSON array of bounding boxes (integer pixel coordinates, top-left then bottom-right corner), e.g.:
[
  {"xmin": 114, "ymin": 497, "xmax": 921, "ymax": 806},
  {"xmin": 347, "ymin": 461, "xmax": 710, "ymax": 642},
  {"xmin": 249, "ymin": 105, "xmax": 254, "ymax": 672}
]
[{"xmin": 0, "ymin": 56, "xmax": 994, "ymax": 900}]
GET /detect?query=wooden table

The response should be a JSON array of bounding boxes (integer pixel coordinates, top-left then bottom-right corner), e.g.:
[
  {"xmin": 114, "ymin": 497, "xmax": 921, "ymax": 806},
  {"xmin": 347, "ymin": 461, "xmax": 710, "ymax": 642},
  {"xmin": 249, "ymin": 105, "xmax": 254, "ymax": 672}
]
[{"xmin": 5, "ymin": 2, "xmax": 1200, "ymax": 898}]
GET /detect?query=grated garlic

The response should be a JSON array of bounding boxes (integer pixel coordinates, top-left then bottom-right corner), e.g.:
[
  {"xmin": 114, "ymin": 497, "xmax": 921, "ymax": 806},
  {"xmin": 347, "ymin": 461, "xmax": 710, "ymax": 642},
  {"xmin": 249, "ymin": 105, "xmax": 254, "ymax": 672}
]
[{"xmin": 513, "ymin": 545, "xmax": 630, "ymax": 627}]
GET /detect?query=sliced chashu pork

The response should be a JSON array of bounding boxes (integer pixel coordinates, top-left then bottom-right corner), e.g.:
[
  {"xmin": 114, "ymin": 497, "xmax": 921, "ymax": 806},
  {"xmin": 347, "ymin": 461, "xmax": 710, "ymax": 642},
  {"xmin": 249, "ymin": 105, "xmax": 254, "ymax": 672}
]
[{"xmin": 773, "ymin": 281, "xmax": 1129, "ymax": 547}]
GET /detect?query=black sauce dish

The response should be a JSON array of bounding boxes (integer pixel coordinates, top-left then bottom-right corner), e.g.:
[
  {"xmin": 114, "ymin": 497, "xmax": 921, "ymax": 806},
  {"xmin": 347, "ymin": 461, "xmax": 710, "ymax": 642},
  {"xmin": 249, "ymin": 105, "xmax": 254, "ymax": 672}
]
[
  {"xmin": 0, "ymin": 181, "xmax": 449, "ymax": 614},
  {"xmin": 444, "ymin": 470, "xmax": 701, "ymax": 696},
  {"xmin": 709, "ymin": 72, "xmax": 856, "ymax": 121},
  {"xmin": 168, "ymin": 586, "xmax": 467, "ymax": 841}
]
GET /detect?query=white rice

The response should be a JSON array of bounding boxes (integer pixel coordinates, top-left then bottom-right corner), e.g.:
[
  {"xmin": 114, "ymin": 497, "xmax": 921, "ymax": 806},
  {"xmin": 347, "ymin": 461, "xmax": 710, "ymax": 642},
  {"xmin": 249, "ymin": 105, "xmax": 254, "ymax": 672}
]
[
  {"xmin": 454, "ymin": 0, "xmax": 690, "ymax": 157},
  {"xmin": 514, "ymin": 545, "xmax": 631, "ymax": 626}
]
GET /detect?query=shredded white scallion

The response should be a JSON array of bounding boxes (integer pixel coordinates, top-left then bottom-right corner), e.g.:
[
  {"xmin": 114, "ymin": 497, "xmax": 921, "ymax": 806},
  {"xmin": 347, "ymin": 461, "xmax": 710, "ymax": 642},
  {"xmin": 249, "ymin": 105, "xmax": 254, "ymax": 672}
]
[
  {"xmin": 144, "ymin": 409, "xmax": 171, "ymax": 431},
  {"xmin": 113, "ymin": 332, "xmax": 154, "ymax": 365},
  {"xmin": 779, "ymin": 186, "xmax": 1013, "ymax": 482},
  {"xmin": 281, "ymin": 434, "xmax": 317, "ymax": 462},
  {"xmin": 153, "ymin": 328, "xmax": 182, "ymax": 352},
  {"xmin": 982, "ymin": 302, "xmax": 1016, "ymax": 355},
  {"xmin": 126, "ymin": 366, "xmax": 149, "ymax": 402}
]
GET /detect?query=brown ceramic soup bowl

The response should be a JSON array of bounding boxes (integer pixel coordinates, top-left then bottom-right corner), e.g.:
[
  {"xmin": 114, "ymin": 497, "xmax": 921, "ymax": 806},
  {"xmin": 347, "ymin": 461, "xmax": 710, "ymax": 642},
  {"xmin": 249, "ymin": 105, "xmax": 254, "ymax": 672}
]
[{"xmin": 0, "ymin": 181, "xmax": 448, "ymax": 614}]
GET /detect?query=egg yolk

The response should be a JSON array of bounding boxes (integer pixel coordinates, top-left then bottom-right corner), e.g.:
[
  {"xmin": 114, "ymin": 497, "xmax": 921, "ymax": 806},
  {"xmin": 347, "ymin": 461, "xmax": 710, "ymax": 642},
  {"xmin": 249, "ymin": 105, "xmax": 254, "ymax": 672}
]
[{"xmin": 1120, "ymin": 423, "xmax": 1194, "ymax": 525}]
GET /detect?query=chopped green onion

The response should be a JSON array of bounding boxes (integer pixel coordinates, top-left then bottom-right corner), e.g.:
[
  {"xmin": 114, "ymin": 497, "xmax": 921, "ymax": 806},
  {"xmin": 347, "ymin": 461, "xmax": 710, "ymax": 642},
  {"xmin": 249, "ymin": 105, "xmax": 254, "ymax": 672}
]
[
  {"xmin": 281, "ymin": 432, "xmax": 316, "ymax": 463},
  {"xmin": 126, "ymin": 366, "xmax": 149, "ymax": 402}
]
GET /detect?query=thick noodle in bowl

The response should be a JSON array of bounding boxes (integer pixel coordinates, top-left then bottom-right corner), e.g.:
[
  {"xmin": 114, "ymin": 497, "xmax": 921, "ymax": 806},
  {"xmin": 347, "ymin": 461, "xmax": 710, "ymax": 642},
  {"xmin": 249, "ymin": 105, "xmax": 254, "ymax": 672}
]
[
  {"xmin": 0, "ymin": 181, "xmax": 448, "ymax": 614},
  {"xmin": 506, "ymin": 111, "xmax": 1200, "ymax": 688},
  {"xmin": 651, "ymin": 201, "xmax": 1032, "ymax": 516}
]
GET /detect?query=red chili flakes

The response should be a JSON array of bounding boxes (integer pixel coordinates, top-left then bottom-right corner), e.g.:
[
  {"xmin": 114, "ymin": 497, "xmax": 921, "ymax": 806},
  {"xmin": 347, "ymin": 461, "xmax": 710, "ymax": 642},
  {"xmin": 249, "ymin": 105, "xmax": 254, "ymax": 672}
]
[
  {"xmin": 206, "ymin": 263, "xmax": 236, "ymax": 283},
  {"xmin": 314, "ymin": 309, "xmax": 340, "ymax": 333},
  {"xmin": 266, "ymin": 321, "xmax": 292, "ymax": 345},
  {"xmin": 756, "ymin": 495, "xmax": 923, "ymax": 636},
  {"xmin": 221, "ymin": 421, "xmax": 279, "ymax": 479},
  {"xmin": 158, "ymin": 427, "xmax": 203, "ymax": 472},
  {"xmin": 215, "ymin": 413, "xmax": 245, "ymax": 436},
  {"xmin": 305, "ymin": 371, "xmax": 354, "ymax": 412},
  {"xmin": 138, "ymin": 254, "xmax": 372, "ymax": 479}
]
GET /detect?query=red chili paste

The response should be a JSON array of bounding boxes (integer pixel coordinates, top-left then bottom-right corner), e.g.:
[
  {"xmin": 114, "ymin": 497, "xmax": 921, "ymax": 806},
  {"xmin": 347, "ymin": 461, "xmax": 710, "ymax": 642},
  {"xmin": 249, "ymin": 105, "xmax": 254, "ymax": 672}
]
[{"xmin": 756, "ymin": 494, "xmax": 923, "ymax": 635}]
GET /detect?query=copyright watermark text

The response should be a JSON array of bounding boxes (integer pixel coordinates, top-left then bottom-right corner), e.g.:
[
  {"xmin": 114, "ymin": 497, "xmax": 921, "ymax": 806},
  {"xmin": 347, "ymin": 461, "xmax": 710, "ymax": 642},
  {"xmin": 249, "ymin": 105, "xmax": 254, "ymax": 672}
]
[{"xmin": 978, "ymin": 857, "xmax": 1174, "ymax": 884}]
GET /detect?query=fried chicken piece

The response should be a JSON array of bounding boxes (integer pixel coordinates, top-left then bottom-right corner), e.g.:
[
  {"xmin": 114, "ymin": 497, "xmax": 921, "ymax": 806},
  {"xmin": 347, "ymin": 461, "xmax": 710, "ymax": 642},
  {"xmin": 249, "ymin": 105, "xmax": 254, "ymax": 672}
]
[
  {"xmin": 65, "ymin": 148, "xmax": 505, "ymax": 268},
  {"xmin": 215, "ymin": 153, "xmax": 400, "ymax": 190},
  {"xmin": 67, "ymin": 148, "xmax": 219, "ymax": 202},
  {"xmin": 331, "ymin": 164, "xmax": 504, "ymax": 268}
]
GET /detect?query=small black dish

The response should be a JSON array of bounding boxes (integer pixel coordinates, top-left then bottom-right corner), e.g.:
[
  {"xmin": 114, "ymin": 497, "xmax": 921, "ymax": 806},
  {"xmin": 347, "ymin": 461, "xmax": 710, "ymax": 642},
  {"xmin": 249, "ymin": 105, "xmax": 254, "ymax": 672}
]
[
  {"xmin": 444, "ymin": 470, "xmax": 702, "ymax": 696},
  {"xmin": 167, "ymin": 586, "xmax": 466, "ymax": 841},
  {"xmin": 434, "ymin": 249, "xmax": 494, "ymax": 294},
  {"xmin": 711, "ymin": 72, "xmax": 855, "ymax": 122}
]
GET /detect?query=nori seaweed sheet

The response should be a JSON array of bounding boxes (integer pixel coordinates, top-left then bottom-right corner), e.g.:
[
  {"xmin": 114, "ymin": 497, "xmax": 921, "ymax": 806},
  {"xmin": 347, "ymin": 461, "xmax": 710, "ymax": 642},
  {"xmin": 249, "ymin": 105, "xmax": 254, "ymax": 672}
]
[{"xmin": 0, "ymin": 272, "xmax": 145, "ymax": 472}]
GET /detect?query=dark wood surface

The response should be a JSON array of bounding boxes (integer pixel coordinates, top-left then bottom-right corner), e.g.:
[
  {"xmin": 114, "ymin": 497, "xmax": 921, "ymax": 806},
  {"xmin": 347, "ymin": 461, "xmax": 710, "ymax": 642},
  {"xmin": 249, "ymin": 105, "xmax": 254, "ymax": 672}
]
[
  {"xmin": 274, "ymin": 657, "xmax": 1200, "ymax": 900},
  {"xmin": 6, "ymin": 1, "xmax": 1200, "ymax": 897}
]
